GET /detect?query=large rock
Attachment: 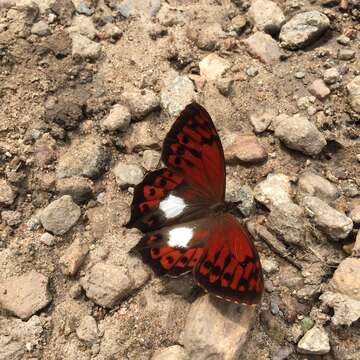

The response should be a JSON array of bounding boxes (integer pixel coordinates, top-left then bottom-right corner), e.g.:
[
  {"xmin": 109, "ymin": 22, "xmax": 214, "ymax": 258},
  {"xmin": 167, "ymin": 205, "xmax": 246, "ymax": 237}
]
[
  {"xmin": 248, "ymin": 0, "xmax": 285, "ymax": 35},
  {"xmin": 297, "ymin": 326, "xmax": 330, "ymax": 355},
  {"xmin": 0, "ymin": 271, "xmax": 51, "ymax": 320},
  {"xmin": 279, "ymin": 11, "xmax": 330, "ymax": 50},
  {"xmin": 56, "ymin": 138, "xmax": 110, "ymax": 179},
  {"xmin": 273, "ymin": 114, "xmax": 326, "ymax": 156},
  {"xmin": 347, "ymin": 76, "xmax": 360, "ymax": 114},
  {"xmin": 302, "ymin": 196, "xmax": 353, "ymax": 240},
  {"xmin": 183, "ymin": 295, "xmax": 256, "ymax": 360},
  {"xmin": 40, "ymin": 195, "xmax": 81, "ymax": 235}
]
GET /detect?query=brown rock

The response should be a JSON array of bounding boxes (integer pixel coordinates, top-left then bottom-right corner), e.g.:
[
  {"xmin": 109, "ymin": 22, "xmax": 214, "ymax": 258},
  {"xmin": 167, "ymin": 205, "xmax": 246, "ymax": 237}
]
[
  {"xmin": 308, "ymin": 79, "xmax": 330, "ymax": 100},
  {"xmin": 0, "ymin": 179, "xmax": 16, "ymax": 206},
  {"xmin": 59, "ymin": 238, "xmax": 89, "ymax": 276}
]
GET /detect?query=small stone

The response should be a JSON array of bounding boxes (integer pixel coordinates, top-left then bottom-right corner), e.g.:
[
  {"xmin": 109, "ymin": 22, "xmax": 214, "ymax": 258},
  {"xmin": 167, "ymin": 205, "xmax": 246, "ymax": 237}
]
[
  {"xmin": 226, "ymin": 184, "xmax": 256, "ymax": 217},
  {"xmin": 69, "ymin": 283, "xmax": 82, "ymax": 299},
  {"xmin": 1, "ymin": 210, "xmax": 21, "ymax": 227},
  {"xmin": 50, "ymin": 0, "xmax": 75, "ymax": 25},
  {"xmin": 117, "ymin": 0, "xmax": 161, "ymax": 18},
  {"xmin": 183, "ymin": 295, "xmax": 256, "ymax": 359},
  {"xmin": 71, "ymin": 33, "xmax": 101, "ymax": 60},
  {"xmin": 297, "ymin": 326, "xmax": 330, "ymax": 355},
  {"xmin": 302, "ymin": 196, "xmax": 353, "ymax": 240},
  {"xmin": 261, "ymin": 258, "xmax": 279, "ymax": 274},
  {"xmin": 338, "ymin": 48, "xmax": 355, "ymax": 60},
  {"xmin": 72, "ymin": 0, "xmax": 94, "ymax": 15},
  {"xmin": 80, "ymin": 262, "xmax": 134, "ymax": 308},
  {"xmin": 113, "ymin": 163, "xmax": 144, "ymax": 189},
  {"xmin": 100, "ymin": 104, "xmax": 131, "ymax": 132},
  {"xmin": 215, "ymin": 77, "xmax": 233, "ymax": 96},
  {"xmin": 323, "ymin": 68, "xmax": 340, "ymax": 85},
  {"xmin": 279, "ymin": 11, "xmax": 330, "ymax": 50},
  {"xmin": 298, "ymin": 171, "xmax": 339, "ymax": 202},
  {"xmin": 40, "ymin": 232, "xmax": 55, "ymax": 246},
  {"xmin": 102, "ymin": 23, "xmax": 122, "ymax": 42},
  {"xmin": 297, "ymin": 96, "xmax": 315, "ymax": 110},
  {"xmin": 76, "ymin": 315, "xmax": 99, "ymax": 344},
  {"xmin": 336, "ymin": 34, "xmax": 350, "ymax": 45},
  {"xmin": 31, "ymin": 20, "xmax": 50, "ymax": 36},
  {"xmin": 56, "ymin": 138, "xmax": 110, "ymax": 179},
  {"xmin": 0, "ymin": 271, "xmax": 51, "ymax": 320},
  {"xmin": 330, "ymin": 257, "xmax": 360, "ymax": 301},
  {"xmin": 300, "ymin": 317, "xmax": 314, "ymax": 332},
  {"xmin": 199, "ymin": 54, "xmax": 231, "ymax": 81},
  {"xmin": 245, "ymin": 66, "xmax": 258, "ymax": 77},
  {"xmin": 248, "ymin": 0, "xmax": 285, "ymax": 35},
  {"xmin": 249, "ymin": 108, "xmax": 277, "ymax": 133},
  {"xmin": 152, "ymin": 345, "xmax": 189, "ymax": 360},
  {"xmin": 273, "ymin": 114, "xmax": 326, "ymax": 156},
  {"xmin": 40, "ymin": 195, "xmax": 81, "ymax": 235},
  {"xmin": 34, "ymin": 133, "xmax": 57, "ymax": 166},
  {"xmin": 349, "ymin": 199, "xmax": 360, "ymax": 224},
  {"xmin": 160, "ymin": 74, "xmax": 195, "ymax": 116},
  {"xmin": 347, "ymin": 76, "xmax": 360, "ymax": 114},
  {"xmin": 69, "ymin": 15, "xmax": 98, "ymax": 40},
  {"xmin": 295, "ymin": 71, "xmax": 306, "ymax": 79},
  {"xmin": 224, "ymin": 134, "xmax": 267, "ymax": 164},
  {"xmin": 59, "ymin": 238, "xmax": 88, "ymax": 276},
  {"xmin": 244, "ymin": 32, "xmax": 281, "ymax": 65},
  {"xmin": 0, "ymin": 179, "xmax": 16, "ymax": 205},
  {"xmin": 352, "ymin": 231, "xmax": 360, "ymax": 257},
  {"xmin": 122, "ymin": 88, "xmax": 160, "ymax": 120},
  {"xmin": 308, "ymin": 79, "xmax": 330, "ymax": 100},
  {"xmin": 228, "ymin": 15, "xmax": 247, "ymax": 35},
  {"xmin": 142, "ymin": 150, "xmax": 161, "ymax": 171},
  {"xmin": 191, "ymin": 23, "xmax": 225, "ymax": 51},
  {"xmin": 56, "ymin": 176, "xmax": 93, "ymax": 204}
]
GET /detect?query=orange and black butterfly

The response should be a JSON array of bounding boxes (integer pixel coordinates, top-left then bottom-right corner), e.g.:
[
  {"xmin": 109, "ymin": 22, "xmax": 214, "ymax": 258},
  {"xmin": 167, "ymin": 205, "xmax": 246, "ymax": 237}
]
[{"xmin": 126, "ymin": 102, "xmax": 263, "ymax": 305}]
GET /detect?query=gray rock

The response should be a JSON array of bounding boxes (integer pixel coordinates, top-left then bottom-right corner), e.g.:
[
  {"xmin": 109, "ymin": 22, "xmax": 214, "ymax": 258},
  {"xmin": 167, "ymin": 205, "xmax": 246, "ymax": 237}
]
[
  {"xmin": 248, "ymin": 0, "xmax": 285, "ymax": 35},
  {"xmin": 31, "ymin": 20, "xmax": 50, "ymax": 36},
  {"xmin": 71, "ymin": 33, "xmax": 101, "ymax": 60},
  {"xmin": 40, "ymin": 232, "xmax": 55, "ymax": 246},
  {"xmin": 80, "ymin": 262, "xmax": 134, "ymax": 308},
  {"xmin": 330, "ymin": 257, "xmax": 360, "ymax": 301},
  {"xmin": 273, "ymin": 114, "xmax": 327, "ymax": 156},
  {"xmin": 338, "ymin": 48, "xmax": 355, "ymax": 60},
  {"xmin": 122, "ymin": 88, "xmax": 160, "ymax": 120},
  {"xmin": 113, "ymin": 162, "xmax": 144, "ymax": 189},
  {"xmin": 152, "ymin": 345, "xmax": 189, "ymax": 360},
  {"xmin": 142, "ymin": 149, "xmax": 161, "ymax": 171},
  {"xmin": 302, "ymin": 196, "xmax": 353, "ymax": 240},
  {"xmin": 323, "ymin": 68, "xmax": 340, "ymax": 85},
  {"xmin": 261, "ymin": 258, "xmax": 279, "ymax": 274},
  {"xmin": 56, "ymin": 176, "xmax": 93, "ymax": 204},
  {"xmin": 59, "ymin": 237, "xmax": 88, "ymax": 276},
  {"xmin": 279, "ymin": 11, "xmax": 330, "ymax": 50},
  {"xmin": 0, "ymin": 271, "xmax": 51, "ymax": 320},
  {"xmin": 249, "ymin": 108, "xmax": 277, "ymax": 133},
  {"xmin": 160, "ymin": 74, "xmax": 195, "ymax": 116},
  {"xmin": 308, "ymin": 79, "xmax": 330, "ymax": 100},
  {"xmin": 226, "ymin": 184, "xmax": 256, "ymax": 217},
  {"xmin": 0, "ymin": 179, "xmax": 16, "ymax": 205},
  {"xmin": 76, "ymin": 315, "xmax": 99, "ymax": 344},
  {"xmin": 183, "ymin": 295, "xmax": 256, "ymax": 360},
  {"xmin": 56, "ymin": 139, "xmax": 110, "ymax": 179},
  {"xmin": 297, "ymin": 326, "xmax": 330, "ymax": 355},
  {"xmin": 100, "ymin": 104, "xmax": 131, "ymax": 132},
  {"xmin": 320, "ymin": 291, "xmax": 360, "ymax": 326},
  {"xmin": 245, "ymin": 66, "xmax": 258, "ymax": 77},
  {"xmin": 68, "ymin": 15, "xmax": 98, "ymax": 39},
  {"xmin": 1, "ymin": 210, "xmax": 21, "ymax": 227},
  {"xmin": 347, "ymin": 76, "xmax": 360, "ymax": 113},
  {"xmin": 336, "ymin": 34, "xmax": 350, "ymax": 45},
  {"xmin": 117, "ymin": 0, "xmax": 161, "ymax": 17},
  {"xmin": 244, "ymin": 32, "xmax": 281, "ymax": 65},
  {"xmin": 72, "ymin": 0, "xmax": 94, "ymax": 15},
  {"xmin": 199, "ymin": 53, "xmax": 231, "ymax": 81},
  {"xmin": 298, "ymin": 171, "xmax": 339, "ymax": 202},
  {"xmin": 40, "ymin": 195, "xmax": 81, "ymax": 235}
]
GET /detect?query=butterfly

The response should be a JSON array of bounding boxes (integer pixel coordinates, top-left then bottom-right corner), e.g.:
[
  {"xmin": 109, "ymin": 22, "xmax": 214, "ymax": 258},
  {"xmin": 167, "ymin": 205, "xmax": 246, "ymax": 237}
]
[{"xmin": 126, "ymin": 102, "xmax": 263, "ymax": 305}]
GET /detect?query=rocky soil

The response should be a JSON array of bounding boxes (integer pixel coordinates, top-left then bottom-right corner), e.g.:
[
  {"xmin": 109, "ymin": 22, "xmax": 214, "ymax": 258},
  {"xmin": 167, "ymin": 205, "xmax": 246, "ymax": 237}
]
[{"xmin": 0, "ymin": 0, "xmax": 360, "ymax": 359}]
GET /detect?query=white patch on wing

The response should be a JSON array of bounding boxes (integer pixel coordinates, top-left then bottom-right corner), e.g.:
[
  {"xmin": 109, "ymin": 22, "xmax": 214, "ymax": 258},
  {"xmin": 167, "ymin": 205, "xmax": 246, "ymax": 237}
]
[
  {"xmin": 168, "ymin": 227, "xmax": 194, "ymax": 248},
  {"xmin": 159, "ymin": 194, "xmax": 186, "ymax": 219}
]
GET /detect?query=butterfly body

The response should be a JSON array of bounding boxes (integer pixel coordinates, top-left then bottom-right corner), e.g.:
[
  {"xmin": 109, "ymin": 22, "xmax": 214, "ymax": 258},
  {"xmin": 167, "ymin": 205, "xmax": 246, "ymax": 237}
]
[{"xmin": 127, "ymin": 102, "xmax": 264, "ymax": 305}]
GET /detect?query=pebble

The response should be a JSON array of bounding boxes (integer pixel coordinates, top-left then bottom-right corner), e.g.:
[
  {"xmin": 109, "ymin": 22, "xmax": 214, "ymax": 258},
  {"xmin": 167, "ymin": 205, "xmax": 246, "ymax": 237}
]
[
  {"xmin": 338, "ymin": 48, "xmax": 355, "ymax": 60},
  {"xmin": 245, "ymin": 66, "xmax": 258, "ymax": 77},
  {"xmin": 68, "ymin": 15, "xmax": 98, "ymax": 40},
  {"xmin": 69, "ymin": 283, "xmax": 82, "ymax": 299},
  {"xmin": 0, "ymin": 271, "xmax": 52, "ymax": 320},
  {"xmin": 40, "ymin": 195, "xmax": 81, "ymax": 235},
  {"xmin": 100, "ymin": 104, "xmax": 131, "ymax": 132},
  {"xmin": 71, "ymin": 33, "xmax": 101, "ymax": 60},
  {"xmin": 223, "ymin": 134, "xmax": 268, "ymax": 164},
  {"xmin": 1, "ymin": 210, "xmax": 21, "ymax": 227},
  {"xmin": 336, "ymin": 34, "xmax": 350, "ymax": 45},
  {"xmin": 308, "ymin": 79, "xmax": 330, "ymax": 100},
  {"xmin": 76, "ymin": 315, "xmax": 99, "ymax": 344},
  {"xmin": 56, "ymin": 176, "xmax": 93, "ymax": 204},
  {"xmin": 40, "ymin": 232, "xmax": 55, "ymax": 246},
  {"xmin": 330, "ymin": 257, "xmax": 360, "ymax": 301},
  {"xmin": 349, "ymin": 199, "xmax": 360, "ymax": 224},
  {"xmin": 117, "ymin": 0, "xmax": 161, "ymax": 18},
  {"xmin": 142, "ymin": 150, "xmax": 161, "ymax": 171},
  {"xmin": 302, "ymin": 196, "xmax": 353, "ymax": 240},
  {"xmin": 352, "ymin": 231, "xmax": 360, "ymax": 257},
  {"xmin": 160, "ymin": 74, "xmax": 195, "ymax": 116},
  {"xmin": 183, "ymin": 295, "xmax": 256, "ymax": 360},
  {"xmin": 113, "ymin": 162, "xmax": 144, "ymax": 189},
  {"xmin": 297, "ymin": 96, "xmax": 315, "ymax": 110},
  {"xmin": 279, "ymin": 11, "xmax": 330, "ymax": 50},
  {"xmin": 228, "ymin": 15, "xmax": 247, "ymax": 35},
  {"xmin": 323, "ymin": 67, "xmax": 340, "ymax": 85},
  {"xmin": 80, "ymin": 262, "xmax": 134, "ymax": 308},
  {"xmin": 249, "ymin": 108, "xmax": 276, "ymax": 133},
  {"xmin": 273, "ymin": 114, "xmax": 327, "ymax": 156},
  {"xmin": 72, "ymin": 0, "xmax": 94, "ymax": 15},
  {"xmin": 31, "ymin": 20, "xmax": 50, "ymax": 36},
  {"xmin": 347, "ymin": 76, "xmax": 360, "ymax": 113},
  {"xmin": 122, "ymin": 88, "xmax": 160, "ymax": 120},
  {"xmin": 226, "ymin": 184, "xmax": 256, "ymax": 217},
  {"xmin": 298, "ymin": 171, "xmax": 339, "ymax": 202},
  {"xmin": 199, "ymin": 54, "xmax": 231, "ymax": 81},
  {"xmin": 320, "ymin": 291, "xmax": 360, "ymax": 326},
  {"xmin": 56, "ymin": 138, "xmax": 110, "ymax": 179},
  {"xmin": 152, "ymin": 345, "xmax": 189, "ymax": 360},
  {"xmin": 295, "ymin": 71, "xmax": 305, "ymax": 79},
  {"xmin": 297, "ymin": 326, "xmax": 330, "ymax": 355},
  {"xmin": 261, "ymin": 258, "xmax": 279, "ymax": 274},
  {"xmin": 59, "ymin": 237, "xmax": 88, "ymax": 276},
  {"xmin": 244, "ymin": 32, "xmax": 281, "ymax": 65},
  {"xmin": 0, "ymin": 179, "xmax": 16, "ymax": 205},
  {"xmin": 248, "ymin": 0, "xmax": 285, "ymax": 35}
]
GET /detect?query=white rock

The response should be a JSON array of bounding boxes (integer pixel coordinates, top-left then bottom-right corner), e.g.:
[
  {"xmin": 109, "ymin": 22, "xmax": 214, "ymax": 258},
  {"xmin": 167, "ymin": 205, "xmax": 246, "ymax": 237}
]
[
  {"xmin": 323, "ymin": 68, "xmax": 340, "ymax": 85},
  {"xmin": 142, "ymin": 149, "xmax": 161, "ymax": 170},
  {"xmin": 113, "ymin": 162, "xmax": 144, "ymax": 189},
  {"xmin": 100, "ymin": 104, "xmax": 131, "ymax": 132},
  {"xmin": 152, "ymin": 345, "xmax": 189, "ymax": 360},
  {"xmin": 68, "ymin": 15, "xmax": 98, "ymax": 40},
  {"xmin": 71, "ymin": 33, "xmax": 101, "ymax": 60},
  {"xmin": 31, "ymin": 20, "xmax": 50, "ymax": 36},
  {"xmin": 297, "ymin": 326, "xmax": 330, "ymax": 355},
  {"xmin": 199, "ymin": 54, "xmax": 231, "ymax": 81}
]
